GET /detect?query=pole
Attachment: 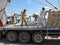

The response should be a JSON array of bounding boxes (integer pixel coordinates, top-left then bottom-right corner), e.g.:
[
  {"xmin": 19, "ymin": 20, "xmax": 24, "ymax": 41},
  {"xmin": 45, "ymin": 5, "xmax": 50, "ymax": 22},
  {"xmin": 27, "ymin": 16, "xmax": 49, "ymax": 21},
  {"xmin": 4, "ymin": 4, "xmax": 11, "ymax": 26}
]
[
  {"xmin": 45, "ymin": 0, "xmax": 58, "ymax": 9},
  {"xmin": 31, "ymin": 0, "xmax": 52, "ymax": 8}
]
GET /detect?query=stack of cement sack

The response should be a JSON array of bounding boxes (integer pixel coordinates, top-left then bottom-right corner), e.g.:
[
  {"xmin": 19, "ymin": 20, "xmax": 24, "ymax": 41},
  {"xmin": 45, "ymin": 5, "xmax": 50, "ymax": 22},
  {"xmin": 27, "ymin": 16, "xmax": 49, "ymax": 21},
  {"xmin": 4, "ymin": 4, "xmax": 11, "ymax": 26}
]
[{"xmin": 46, "ymin": 9, "xmax": 60, "ymax": 27}]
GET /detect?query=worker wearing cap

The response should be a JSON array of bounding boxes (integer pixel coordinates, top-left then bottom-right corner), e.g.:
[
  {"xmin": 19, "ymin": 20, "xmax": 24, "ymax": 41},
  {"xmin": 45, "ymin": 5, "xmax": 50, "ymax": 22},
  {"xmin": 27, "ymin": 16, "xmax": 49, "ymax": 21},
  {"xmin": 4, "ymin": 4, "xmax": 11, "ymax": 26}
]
[
  {"xmin": 38, "ymin": 7, "xmax": 47, "ymax": 27},
  {"xmin": 21, "ymin": 9, "xmax": 27, "ymax": 26}
]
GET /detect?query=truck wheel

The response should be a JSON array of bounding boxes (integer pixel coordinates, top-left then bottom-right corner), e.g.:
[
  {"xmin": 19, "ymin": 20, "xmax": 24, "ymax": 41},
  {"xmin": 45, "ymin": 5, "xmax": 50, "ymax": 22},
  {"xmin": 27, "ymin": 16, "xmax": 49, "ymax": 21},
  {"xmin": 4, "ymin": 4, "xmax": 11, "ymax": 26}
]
[
  {"xmin": 18, "ymin": 32, "xmax": 30, "ymax": 43},
  {"xmin": 32, "ymin": 32, "xmax": 44, "ymax": 43},
  {"xmin": 6, "ymin": 31, "xmax": 17, "ymax": 42}
]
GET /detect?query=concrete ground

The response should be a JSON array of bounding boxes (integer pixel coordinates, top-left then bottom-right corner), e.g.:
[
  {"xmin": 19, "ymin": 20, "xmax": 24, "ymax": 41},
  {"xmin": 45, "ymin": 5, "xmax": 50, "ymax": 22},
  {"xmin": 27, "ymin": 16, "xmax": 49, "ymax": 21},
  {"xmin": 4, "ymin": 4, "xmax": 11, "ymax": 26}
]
[{"xmin": 0, "ymin": 38, "xmax": 60, "ymax": 45}]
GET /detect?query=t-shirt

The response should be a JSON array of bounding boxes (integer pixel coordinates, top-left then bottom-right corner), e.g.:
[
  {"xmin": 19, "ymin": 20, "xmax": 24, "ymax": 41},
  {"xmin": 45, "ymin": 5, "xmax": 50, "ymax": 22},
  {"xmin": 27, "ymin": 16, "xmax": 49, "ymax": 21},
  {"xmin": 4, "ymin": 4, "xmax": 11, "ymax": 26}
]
[{"xmin": 22, "ymin": 12, "xmax": 26, "ymax": 19}]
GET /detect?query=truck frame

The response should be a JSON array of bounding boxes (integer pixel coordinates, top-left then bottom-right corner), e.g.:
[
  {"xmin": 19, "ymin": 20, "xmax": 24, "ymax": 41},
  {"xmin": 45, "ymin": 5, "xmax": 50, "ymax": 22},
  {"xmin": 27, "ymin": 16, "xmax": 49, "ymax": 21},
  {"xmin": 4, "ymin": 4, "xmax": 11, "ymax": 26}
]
[{"xmin": 0, "ymin": 26, "xmax": 60, "ymax": 43}]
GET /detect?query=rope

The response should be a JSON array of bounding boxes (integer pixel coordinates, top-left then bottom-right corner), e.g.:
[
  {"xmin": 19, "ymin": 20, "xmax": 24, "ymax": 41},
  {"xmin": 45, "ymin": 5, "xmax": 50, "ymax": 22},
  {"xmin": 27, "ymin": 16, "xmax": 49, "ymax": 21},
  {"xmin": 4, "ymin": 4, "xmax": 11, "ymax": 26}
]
[
  {"xmin": 45, "ymin": 0, "xmax": 58, "ymax": 9},
  {"xmin": 31, "ymin": 0, "xmax": 52, "ymax": 8}
]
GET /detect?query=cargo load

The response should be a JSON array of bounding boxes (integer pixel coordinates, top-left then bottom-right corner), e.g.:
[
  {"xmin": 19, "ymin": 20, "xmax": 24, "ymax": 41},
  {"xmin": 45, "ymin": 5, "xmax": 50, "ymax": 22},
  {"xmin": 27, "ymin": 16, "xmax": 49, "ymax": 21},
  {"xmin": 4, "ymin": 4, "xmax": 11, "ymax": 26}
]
[{"xmin": 46, "ymin": 9, "xmax": 60, "ymax": 27}]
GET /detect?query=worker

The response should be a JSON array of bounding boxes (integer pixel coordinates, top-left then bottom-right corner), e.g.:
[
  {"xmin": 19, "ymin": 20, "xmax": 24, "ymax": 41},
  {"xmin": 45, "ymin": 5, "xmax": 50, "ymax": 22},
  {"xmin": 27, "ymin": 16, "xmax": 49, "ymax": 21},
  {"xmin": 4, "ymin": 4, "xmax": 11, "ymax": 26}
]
[
  {"xmin": 33, "ymin": 14, "xmax": 38, "ymax": 24},
  {"xmin": 14, "ymin": 13, "xmax": 17, "ymax": 24},
  {"xmin": 34, "ymin": 15, "xmax": 38, "ymax": 21},
  {"xmin": 38, "ymin": 7, "xmax": 47, "ymax": 27},
  {"xmin": 29, "ymin": 16, "xmax": 31, "ymax": 22},
  {"xmin": 21, "ymin": 9, "xmax": 27, "ymax": 26}
]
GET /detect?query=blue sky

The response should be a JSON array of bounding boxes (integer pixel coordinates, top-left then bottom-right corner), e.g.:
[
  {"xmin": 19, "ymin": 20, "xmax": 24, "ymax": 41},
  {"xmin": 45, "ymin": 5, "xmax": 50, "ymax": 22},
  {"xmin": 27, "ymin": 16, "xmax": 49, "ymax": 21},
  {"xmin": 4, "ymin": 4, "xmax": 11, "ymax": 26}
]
[{"xmin": 7, "ymin": 0, "xmax": 59, "ymax": 16}]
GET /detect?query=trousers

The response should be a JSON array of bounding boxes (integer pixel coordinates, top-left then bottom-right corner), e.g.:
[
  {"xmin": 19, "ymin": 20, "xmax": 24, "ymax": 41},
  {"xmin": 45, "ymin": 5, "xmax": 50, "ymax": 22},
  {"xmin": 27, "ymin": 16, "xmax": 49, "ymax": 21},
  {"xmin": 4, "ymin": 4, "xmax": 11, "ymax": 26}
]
[{"xmin": 37, "ymin": 18, "xmax": 46, "ymax": 27}]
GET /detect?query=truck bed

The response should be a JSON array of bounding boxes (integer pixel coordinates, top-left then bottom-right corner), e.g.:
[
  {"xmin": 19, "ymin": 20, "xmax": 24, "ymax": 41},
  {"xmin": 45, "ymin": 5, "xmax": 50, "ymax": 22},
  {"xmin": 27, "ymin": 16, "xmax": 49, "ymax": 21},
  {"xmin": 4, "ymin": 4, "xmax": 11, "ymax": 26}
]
[
  {"xmin": 0, "ymin": 23, "xmax": 60, "ymax": 31},
  {"xmin": 0, "ymin": 23, "xmax": 42, "ymax": 30}
]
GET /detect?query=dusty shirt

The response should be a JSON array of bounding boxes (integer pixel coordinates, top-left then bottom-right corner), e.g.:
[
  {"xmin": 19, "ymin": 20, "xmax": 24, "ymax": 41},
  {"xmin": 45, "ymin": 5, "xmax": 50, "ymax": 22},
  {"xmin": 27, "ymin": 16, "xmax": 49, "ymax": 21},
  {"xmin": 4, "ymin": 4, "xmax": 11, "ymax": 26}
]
[{"xmin": 40, "ymin": 10, "xmax": 46, "ymax": 18}]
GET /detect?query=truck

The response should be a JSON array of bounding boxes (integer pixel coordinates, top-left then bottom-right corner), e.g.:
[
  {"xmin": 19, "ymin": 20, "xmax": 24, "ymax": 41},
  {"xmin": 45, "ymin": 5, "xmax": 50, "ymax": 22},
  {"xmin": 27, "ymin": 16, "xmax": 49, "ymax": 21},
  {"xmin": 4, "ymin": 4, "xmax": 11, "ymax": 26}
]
[{"xmin": 0, "ymin": 0, "xmax": 60, "ymax": 44}]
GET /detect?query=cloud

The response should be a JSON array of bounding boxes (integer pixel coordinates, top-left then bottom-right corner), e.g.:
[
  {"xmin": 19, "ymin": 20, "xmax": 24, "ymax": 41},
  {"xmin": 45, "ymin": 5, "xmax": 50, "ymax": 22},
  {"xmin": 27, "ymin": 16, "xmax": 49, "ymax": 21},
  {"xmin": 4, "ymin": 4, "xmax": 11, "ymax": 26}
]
[{"xmin": 27, "ymin": 0, "xmax": 31, "ymax": 4}]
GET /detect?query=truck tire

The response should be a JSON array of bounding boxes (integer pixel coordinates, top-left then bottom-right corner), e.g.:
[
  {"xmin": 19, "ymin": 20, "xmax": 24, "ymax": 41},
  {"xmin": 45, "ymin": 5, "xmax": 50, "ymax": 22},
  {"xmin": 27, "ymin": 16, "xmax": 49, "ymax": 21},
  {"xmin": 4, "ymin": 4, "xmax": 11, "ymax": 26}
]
[
  {"xmin": 18, "ymin": 32, "xmax": 30, "ymax": 43},
  {"xmin": 32, "ymin": 32, "xmax": 44, "ymax": 43},
  {"xmin": 6, "ymin": 31, "xmax": 17, "ymax": 42}
]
